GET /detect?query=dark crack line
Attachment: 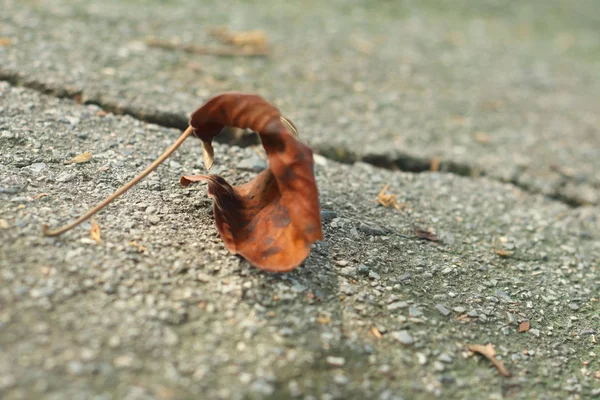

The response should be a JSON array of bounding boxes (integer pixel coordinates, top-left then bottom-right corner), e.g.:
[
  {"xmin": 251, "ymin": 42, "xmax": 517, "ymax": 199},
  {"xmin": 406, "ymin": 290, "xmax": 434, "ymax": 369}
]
[{"xmin": 0, "ymin": 71, "xmax": 587, "ymax": 208}]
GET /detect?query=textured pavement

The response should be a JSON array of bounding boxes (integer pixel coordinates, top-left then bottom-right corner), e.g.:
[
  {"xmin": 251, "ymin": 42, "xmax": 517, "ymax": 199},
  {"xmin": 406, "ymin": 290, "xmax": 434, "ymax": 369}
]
[
  {"xmin": 1, "ymin": 1, "xmax": 600, "ymax": 399},
  {"xmin": 2, "ymin": 0, "xmax": 599, "ymax": 205}
]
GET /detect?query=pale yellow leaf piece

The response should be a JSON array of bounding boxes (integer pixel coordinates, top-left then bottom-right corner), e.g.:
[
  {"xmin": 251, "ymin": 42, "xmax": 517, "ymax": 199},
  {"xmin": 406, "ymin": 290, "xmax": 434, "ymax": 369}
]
[
  {"xmin": 468, "ymin": 343, "xmax": 511, "ymax": 377},
  {"xmin": 64, "ymin": 151, "xmax": 93, "ymax": 165},
  {"xmin": 90, "ymin": 218, "xmax": 102, "ymax": 244}
]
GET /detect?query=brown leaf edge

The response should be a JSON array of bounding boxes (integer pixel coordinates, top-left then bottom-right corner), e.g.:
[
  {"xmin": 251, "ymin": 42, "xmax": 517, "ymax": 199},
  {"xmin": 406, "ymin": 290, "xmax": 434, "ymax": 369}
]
[
  {"xmin": 181, "ymin": 92, "xmax": 323, "ymax": 272},
  {"xmin": 467, "ymin": 343, "xmax": 511, "ymax": 377}
]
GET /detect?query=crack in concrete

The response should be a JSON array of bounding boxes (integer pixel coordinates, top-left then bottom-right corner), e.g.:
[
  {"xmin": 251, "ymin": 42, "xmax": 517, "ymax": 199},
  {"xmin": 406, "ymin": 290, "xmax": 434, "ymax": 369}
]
[{"xmin": 0, "ymin": 71, "xmax": 588, "ymax": 208}]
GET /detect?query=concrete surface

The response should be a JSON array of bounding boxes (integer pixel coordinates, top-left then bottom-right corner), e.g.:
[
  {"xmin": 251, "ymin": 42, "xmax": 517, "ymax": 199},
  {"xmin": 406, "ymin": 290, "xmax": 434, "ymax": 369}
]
[
  {"xmin": 1, "ymin": 0, "xmax": 599, "ymax": 205},
  {"xmin": 1, "ymin": 83, "xmax": 599, "ymax": 399},
  {"xmin": 1, "ymin": 1, "xmax": 600, "ymax": 399}
]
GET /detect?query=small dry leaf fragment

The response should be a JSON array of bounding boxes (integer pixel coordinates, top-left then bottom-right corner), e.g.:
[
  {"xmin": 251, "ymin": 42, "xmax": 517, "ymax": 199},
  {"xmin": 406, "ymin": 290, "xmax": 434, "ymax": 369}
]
[
  {"xmin": 494, "ymin": 248, "xmax": 514, "ymax": 258},
  {"xmin": 34, "ymin": 193, "xmax": 49, "ymax": 200},
  {"xmin": 316, "ymin": 315, "xmax": 330, "ymax": 325},
  {"xmin": 0, "ymin": 37, "xmax": 12, "ymax": 46},
  {"xmin": 210, "ymin": 26, "xmax": 268, "ymax": 48},
  {"xmin": 519, "ymin": 321, "xmax": 531, "ymax": 333},
  {"xmin": 129, "ymin": 241, "xmax": 147, "ymax": 253},
  {"xmin": 147, "ymin": 38, "xmax": 268, "ymax": 57},
  {"xmin": 350, "ymin": 35, "xmax": 374, "ymax": 54},
  {"xmin": 468, "ymin": 343, "xmax": 511, "ymax": 377},
  {"xmin": 371, "ymin": 326, "xmax": 383, "ymax": 339},
  {"xmin": 90, "ymin": 218, "xmax": 102, "ymax": 244},
  {"xmin": 0, "ymin": 219, "xmax": 9, "ymax": 229},
  {"xmin": 430, "ymin": 157, "xmax": 441, "ymax": 172},
  {"xmin": 456, "ymin": 314, "xmax": 472, "ymax": 323},
  {"xmin": 475, "ymin": 132, "xmax": 490, "ymax": 144},
  {"xmin": 64, "ymin": 151, "xmax": 92, "ymax": 165},
  {"xmin": 377, "ymin": 184, "xmax": 401, "ymax": 210},
  {"xmin": 415, "ymin": 227, "xmax": 439, "ymax": 242}
]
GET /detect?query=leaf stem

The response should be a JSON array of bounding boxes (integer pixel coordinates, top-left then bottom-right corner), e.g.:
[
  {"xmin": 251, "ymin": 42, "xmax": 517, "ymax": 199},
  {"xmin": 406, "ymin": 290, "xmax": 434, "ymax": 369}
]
[{"xmin": 42, "ymin": 126, "xmax": 194, "ymax": 237}]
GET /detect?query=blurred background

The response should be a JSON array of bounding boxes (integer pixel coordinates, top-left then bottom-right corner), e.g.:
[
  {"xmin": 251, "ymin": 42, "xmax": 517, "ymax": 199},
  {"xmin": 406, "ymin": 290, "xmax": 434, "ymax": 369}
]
[{"xmin": 2, "ymin": 0, "xmax": 599, "ymax": 202}]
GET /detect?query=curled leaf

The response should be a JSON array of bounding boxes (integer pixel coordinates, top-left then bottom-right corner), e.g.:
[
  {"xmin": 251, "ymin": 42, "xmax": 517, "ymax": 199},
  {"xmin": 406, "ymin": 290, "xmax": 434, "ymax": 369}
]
[{"xmin": 182, "ymin": 92, "xmax": 322, "ymax": 272}]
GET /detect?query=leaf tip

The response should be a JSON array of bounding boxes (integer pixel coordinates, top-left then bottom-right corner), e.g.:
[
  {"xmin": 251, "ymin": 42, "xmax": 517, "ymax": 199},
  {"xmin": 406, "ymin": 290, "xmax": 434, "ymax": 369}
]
[{"xmin": 202, "ymin": 141, "xmax": 215, "ymax": 170}]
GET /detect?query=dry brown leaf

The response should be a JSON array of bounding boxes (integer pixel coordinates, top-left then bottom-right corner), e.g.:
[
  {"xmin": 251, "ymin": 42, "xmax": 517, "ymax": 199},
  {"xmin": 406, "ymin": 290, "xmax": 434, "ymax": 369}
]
[
  {"xmin": 494, "ymin": 248, "xmax": 514, "ymax": 258},
  {"xmin": 64, "ymin": 151, "xmax": 92, "ymax": 165},
  {"xmin": 34, "ymin": 193, "xmax": 49, "ymax": 200},
  {"xmin": 430, "ymin": 157, "xmax": 440, "ymax": 172},
  {"xmin": 0, "ymin": 37, "xmax": 12, "ymax": 46},
  {"xmin": 377, "ymin": 184, "xmax": 401, "ymax": 210},
  {"xmin": 468, "ymin": 343, "xmax": 511, "ymax": 377},
  {"xmin": 181, "ymin": 93, "xmax": 322, "ymax": 272},
  {"xmin": 90, "ymin": 218, "xmax": 102, "ymax": 244},
  {"xmin": 519, "ymin": 321, "xmax": 531, "ymax": 333},
  {"xmin": 41, "ymin": 92, "xmax": 321, "ymax": 272},
  {"xmin": 316, "ymin": 315, "xmax": 330, "ymax": 325}
]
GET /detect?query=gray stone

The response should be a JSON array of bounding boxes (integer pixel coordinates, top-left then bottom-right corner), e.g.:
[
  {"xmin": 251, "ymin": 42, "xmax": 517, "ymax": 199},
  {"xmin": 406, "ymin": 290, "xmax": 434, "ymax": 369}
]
[
  {"xmin": 391, "ymin": 331, "xmax": 414, "ymax": 345},
  {"xmin": 388, "ymin": 301, "xmax": 409, "ymax": 311},
  {"xmin": 435, "ymin": 304, "xmax": 451, "ymax": 316}
]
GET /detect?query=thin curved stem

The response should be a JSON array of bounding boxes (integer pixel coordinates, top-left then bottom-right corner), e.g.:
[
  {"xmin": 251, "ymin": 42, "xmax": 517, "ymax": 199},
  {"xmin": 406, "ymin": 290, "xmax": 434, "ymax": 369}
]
[{"xmin": 42, "ymin": 126, "xmax": 194, "ymax": 237}]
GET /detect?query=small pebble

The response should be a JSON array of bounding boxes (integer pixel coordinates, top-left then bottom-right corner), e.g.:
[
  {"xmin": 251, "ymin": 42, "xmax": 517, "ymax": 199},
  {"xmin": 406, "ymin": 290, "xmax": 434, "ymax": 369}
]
[
  {"xmin": 326, "ymin": 356, "xmax": 346, "ymax": 367},
  {"xmin": 391, "ymin": 330, "xmax": 414, "ymax": 345},
  {"xmin": 438, "ymin": 353, "xmax": 453, "ymax": 363},
  {"xmin": 368, "ymin": 270, "xmax": 380, "ymax": 280},
  {"xmin": 435, "ymin": 304, "xmax": 451, "ymax": 316},
  {"xmin": 433, "ymin": 361, "xmax": 445, "ymax": 372},
  {"xmin": 388, "ymin": 301, "xmax": 409, "ymax": 311},
  {"xmin": 408, "ymin": 307, "xmax": 423, "ymax": 317},
  {"xmin": 358, "ymin": 264, "xmax": 370, "ymax": 275},
  {"xmin": 529, "ymin": 328, "xmax": 541, "ymax": 337}
]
